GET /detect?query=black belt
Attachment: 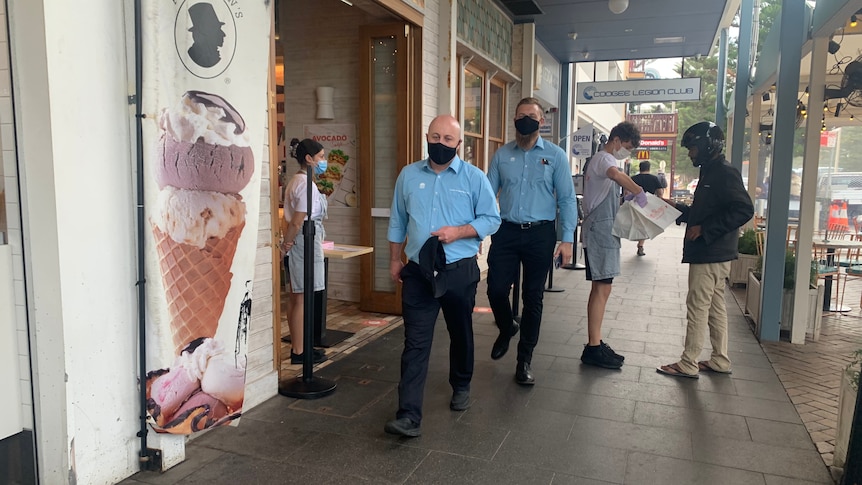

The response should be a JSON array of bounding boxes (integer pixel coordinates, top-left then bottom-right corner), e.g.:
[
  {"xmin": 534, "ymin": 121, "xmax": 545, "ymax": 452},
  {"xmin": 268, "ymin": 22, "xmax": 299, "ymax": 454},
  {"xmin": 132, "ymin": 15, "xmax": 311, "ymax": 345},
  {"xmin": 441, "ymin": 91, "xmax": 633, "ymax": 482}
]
[
  {"xmin": 503, "ymin": 220, "xmax": 553, "ymax": 230},
  {"xmin": 444, "ymin": 256, "xmax": 477, "ymax": 271}
]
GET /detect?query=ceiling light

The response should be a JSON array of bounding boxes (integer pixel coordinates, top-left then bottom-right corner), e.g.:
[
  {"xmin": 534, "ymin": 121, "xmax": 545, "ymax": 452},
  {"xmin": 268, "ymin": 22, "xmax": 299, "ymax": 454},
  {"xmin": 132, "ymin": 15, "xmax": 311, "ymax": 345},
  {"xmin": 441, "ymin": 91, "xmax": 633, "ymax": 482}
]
[
  {"xmin": 582, "ymin": 50, "xmax": 590, "ymax": 59},
  {"xmin": 609, "ymin": 0, "xmax": 628, "ymax": 14},
  {"xmin": 340, "ymin": 0, "xmax": 353, "ymax": 5},
  {"xmin": 624, "ymin": 28, "xmax": 633, "ymax": 33},
  {"xmin": 852, "ymin": 14, "xmax": 858, "ymax": 27},
  {"xmin": 654, "ymin": 36, "xmax": 685, "ymax": 44},
  {"xmin": 569, "ymin": 32, "xmax": 578, "ymax": 40}
]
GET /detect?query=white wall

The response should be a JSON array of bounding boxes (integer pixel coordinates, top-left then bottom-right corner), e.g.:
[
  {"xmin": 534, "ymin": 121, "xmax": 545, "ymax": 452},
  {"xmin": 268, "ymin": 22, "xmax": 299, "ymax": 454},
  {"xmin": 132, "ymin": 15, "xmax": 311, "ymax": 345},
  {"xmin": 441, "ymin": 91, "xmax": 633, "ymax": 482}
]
[{"xmin": 41, "ymin": 0, "xmax": 140, "ymax": 481}]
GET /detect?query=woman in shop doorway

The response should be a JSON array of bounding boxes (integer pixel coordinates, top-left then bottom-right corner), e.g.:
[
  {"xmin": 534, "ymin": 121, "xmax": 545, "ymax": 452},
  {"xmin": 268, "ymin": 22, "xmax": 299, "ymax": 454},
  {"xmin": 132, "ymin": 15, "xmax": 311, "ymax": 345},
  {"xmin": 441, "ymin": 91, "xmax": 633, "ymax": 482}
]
[{"xmin": 281, "ymin": 138, "xmax": 328, "ymax": 364}]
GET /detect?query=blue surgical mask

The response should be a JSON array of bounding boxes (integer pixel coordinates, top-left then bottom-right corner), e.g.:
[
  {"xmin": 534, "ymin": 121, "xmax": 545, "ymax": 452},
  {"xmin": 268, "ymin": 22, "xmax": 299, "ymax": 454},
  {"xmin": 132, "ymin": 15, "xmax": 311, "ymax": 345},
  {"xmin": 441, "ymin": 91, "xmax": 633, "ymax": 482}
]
[{"xmin": 313, "ymin": 159, "xmax": 328, "ymax": 175}]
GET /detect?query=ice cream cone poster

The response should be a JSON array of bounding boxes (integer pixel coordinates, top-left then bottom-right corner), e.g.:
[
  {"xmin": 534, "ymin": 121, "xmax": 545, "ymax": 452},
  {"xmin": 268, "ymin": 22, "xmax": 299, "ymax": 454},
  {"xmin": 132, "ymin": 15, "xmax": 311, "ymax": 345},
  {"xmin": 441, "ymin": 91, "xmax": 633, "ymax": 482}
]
[
  {"xmin": 141, "ymin": 0, "xmax": 270, "ymax": 434},
  {"xmin": 304, "ymin": 124, "xmax": 358, "ymax": 208}
]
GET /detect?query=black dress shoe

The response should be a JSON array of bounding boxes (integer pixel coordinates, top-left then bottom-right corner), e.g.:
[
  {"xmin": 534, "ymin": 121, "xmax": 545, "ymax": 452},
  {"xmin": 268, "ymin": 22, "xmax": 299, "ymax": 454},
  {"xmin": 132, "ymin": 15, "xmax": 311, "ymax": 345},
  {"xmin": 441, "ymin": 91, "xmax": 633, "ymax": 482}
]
[
  {"xmin": 290, "ymin": 348, "xmax": 327, "ymax": 364},
  {"xmin": 384, "ymin": 417, "xmax": 421, "ymax": 437},
  {"xmin": 450, "ymin": 390, "xmax": 470, "ymax": 411},
  {"xmin": 491, "ymin": 322, "xmax": 520, "ymax": 360},
  {"xmin": 515, "ymin": 361, "xmax": 534, "ymax": 385}
]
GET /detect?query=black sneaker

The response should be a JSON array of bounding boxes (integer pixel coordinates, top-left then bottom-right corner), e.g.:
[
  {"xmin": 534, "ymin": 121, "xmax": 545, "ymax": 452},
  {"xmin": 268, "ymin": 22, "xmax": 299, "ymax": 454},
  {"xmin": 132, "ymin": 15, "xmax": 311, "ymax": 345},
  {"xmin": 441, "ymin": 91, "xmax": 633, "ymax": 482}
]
[
  {"xmin": 290, "ymin": 348, "xmax": 327, "ymax": 364},
  {"xmin": 600, "ymin": 340, "xmax": 625, "ymax": 362},
  {"xmin": 581, "ymin": 344, "xmax": 623, "ymax": 369},
  {"xmin": 384, "ymin": 417, "xmax": 421, "ymax": 437},
  {"xmin": 637, "ymin": 246, "xmax": 645, "ymax": 256}
]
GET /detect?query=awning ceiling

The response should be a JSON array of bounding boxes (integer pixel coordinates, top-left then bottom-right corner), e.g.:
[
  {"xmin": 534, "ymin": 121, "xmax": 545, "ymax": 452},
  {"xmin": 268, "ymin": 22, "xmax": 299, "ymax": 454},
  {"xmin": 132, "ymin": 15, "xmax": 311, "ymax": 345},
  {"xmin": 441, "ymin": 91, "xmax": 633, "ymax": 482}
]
[{"xmin": 494, "ymin": 0, "xmax": 740, "ymax": 64}]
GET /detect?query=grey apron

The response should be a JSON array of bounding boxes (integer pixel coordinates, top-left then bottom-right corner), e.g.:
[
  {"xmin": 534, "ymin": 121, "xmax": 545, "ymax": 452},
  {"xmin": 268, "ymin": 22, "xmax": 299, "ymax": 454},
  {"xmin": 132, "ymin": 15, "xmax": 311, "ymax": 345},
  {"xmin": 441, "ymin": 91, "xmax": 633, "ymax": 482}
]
[
  {"xmin": 287, "ymin": 189, "xmax": 328, "ymax": 293},
  {"xmin": 582, "ymin": 190, "xmax": 621, "ymax": 280}
]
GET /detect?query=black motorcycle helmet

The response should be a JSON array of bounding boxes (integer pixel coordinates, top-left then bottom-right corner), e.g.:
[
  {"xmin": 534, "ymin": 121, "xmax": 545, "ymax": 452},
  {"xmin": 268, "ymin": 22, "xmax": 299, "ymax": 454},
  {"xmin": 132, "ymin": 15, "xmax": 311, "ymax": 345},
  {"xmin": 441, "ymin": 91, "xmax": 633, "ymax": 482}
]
[{"xmin": 681, "ymin": 121, "xmax": 725, "ymax": 166}]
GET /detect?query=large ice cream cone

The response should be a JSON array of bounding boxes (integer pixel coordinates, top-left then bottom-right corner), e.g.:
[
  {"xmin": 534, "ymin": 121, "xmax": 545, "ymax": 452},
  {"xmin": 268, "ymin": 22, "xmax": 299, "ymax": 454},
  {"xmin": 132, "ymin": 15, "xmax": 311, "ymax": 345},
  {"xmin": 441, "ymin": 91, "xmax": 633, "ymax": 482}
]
[{"xmin": 153, "ymin": 222, "xmax": 244, "ymax": 355}]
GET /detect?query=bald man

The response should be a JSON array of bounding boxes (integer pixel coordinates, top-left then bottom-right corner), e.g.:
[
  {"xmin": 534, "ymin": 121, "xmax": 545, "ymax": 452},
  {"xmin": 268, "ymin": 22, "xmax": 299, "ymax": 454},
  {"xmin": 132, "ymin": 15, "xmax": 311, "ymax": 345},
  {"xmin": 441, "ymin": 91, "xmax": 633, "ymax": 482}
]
[{"xmin": 384, "ymin": 115, "xmax": 501, "ymax": 437}]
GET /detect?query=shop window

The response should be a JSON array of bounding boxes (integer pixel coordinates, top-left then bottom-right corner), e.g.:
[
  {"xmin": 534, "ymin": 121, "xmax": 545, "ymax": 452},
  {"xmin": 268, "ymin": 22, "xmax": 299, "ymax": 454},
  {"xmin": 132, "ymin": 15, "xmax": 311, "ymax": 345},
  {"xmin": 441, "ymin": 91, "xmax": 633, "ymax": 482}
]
[
  {"xmin": 459, "ymin": 63, "xmax": 506, "ymax": 172},
  {"xmin": 463, "ymin": 67, "xmax": 483, "ymax": 168},
  {"xmin": 488, "ymin": 80, "xmax": 505, "ymax": 163}
]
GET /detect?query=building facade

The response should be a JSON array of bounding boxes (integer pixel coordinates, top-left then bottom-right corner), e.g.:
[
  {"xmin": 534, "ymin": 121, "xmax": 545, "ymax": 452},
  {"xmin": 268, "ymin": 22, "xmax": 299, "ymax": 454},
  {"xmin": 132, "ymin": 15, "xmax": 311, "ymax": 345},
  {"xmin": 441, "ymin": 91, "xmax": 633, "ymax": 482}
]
[{"xmin": 0, "ymin": 0, "xmax": 624, "ymax": 482}]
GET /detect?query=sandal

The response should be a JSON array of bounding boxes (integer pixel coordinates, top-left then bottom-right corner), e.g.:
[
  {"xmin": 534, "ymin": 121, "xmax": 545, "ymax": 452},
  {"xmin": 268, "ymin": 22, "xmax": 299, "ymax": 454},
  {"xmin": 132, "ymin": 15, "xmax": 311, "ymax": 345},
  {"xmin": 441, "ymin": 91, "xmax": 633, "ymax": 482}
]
[
  {"xmin": 698, "ymin": 361, "xmax": 732, "ymax": 374},
  {"xmin": 656, "ymin": 363, "xmax": 699, "ymax": 379}
]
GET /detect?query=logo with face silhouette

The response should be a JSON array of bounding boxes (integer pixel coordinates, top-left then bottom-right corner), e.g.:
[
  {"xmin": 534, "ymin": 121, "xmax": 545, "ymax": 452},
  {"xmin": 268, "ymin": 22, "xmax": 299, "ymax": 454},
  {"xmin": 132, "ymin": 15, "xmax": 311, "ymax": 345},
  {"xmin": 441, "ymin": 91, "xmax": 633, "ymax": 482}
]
[{"xmin": 175, "ymin": 0, "xmax": 237, "ymax": 79}]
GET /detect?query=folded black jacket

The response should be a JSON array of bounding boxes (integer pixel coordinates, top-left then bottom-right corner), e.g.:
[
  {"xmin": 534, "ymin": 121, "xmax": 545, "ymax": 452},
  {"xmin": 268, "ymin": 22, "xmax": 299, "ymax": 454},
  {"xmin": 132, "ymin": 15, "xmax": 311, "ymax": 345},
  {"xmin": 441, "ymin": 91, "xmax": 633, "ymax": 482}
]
[{"xmin": 674, "ymin": 154, "xmax": 754, "ymax": 264}]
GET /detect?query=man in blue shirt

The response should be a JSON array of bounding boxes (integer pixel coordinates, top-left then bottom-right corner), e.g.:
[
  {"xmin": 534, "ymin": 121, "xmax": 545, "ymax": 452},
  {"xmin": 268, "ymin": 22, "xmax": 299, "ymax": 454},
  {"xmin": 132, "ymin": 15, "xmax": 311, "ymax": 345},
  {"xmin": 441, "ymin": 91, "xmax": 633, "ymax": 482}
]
[
  {"xmin": 486, "ymin": 97, "xmax": 577, "ymax": 385},
  {"xmin": 384, "ymin": 114, "xmax": 501, "ymax": 437}
]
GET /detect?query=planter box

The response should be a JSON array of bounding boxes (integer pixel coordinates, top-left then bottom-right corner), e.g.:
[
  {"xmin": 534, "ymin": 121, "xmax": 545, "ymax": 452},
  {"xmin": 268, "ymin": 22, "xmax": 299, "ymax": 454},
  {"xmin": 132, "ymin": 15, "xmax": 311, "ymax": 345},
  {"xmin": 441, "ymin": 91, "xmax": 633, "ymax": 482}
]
[
  {"xmin": 834, "ymin": 373, "xmax": 858, "ymax": 468},
  {"xmin": 730, "ymin": 254, "xmax": 759, "ymax": 286},
  {"xmin": 745, "ymin": 272, "xmax": 824, "ymax": 340}
]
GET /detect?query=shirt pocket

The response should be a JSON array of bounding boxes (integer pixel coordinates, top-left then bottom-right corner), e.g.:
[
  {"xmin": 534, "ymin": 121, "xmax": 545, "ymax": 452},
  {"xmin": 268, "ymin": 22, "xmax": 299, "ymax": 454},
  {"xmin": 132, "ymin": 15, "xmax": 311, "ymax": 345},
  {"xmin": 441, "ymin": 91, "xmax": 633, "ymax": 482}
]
[{"xmin": 530, "ymin": 163, "xmax": 552, "ymax": 192}]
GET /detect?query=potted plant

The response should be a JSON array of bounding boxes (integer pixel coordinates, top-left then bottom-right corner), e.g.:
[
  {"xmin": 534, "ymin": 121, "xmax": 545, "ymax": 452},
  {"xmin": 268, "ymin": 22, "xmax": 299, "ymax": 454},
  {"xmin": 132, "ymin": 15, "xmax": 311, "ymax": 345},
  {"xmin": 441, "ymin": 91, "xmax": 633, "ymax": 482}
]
[
  {"xmin": 834, "ymin": 348, "xmax": 861, "ymax": 468},
  {"xmin": 744, "ymin": 250, "xmax": 824, "ymax": 340},
  {"xmin": 730, "ymin": 228, "xmax": 760, "ymax": 286}
]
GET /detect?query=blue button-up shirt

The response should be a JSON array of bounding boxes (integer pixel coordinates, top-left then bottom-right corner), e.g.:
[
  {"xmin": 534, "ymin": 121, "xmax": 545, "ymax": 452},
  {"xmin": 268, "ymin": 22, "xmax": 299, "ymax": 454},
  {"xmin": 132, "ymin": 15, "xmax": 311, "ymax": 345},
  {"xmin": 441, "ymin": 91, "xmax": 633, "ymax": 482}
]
[
  {"xmin": 487, "ymin": 138, "xmax": 577, "ymax": 242},
  {"xmin": 388, "ymin": 156, "xmax": 501, "ymax": 264}
]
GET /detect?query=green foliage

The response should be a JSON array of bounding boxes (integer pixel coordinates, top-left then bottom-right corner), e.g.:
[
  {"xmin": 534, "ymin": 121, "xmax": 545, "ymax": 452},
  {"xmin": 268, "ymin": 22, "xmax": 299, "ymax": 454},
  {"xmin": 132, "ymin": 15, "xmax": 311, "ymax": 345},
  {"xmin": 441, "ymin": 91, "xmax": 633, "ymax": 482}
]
[
  {"xmin": 738, "ymin": 229, "xmax": 759, "ymax": 255},
  {"xmin": 754, "ymin": 250, "xmax": 817, "ymax": 289},
  {"xmin": 846, "ymin": 348, "xmax": 862, "ymax": 392}
]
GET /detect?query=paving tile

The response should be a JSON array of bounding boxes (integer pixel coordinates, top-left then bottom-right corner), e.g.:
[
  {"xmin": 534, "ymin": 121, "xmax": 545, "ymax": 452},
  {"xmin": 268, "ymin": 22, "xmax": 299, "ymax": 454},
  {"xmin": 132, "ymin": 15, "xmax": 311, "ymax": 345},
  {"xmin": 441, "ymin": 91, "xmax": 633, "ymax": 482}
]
[
  {"xmin": 458, "ymin": 399, "xmax": 575, "ymax": 442},
  {"xmin": 174, "ymin": 450, "xmax": 370, "ymax": 484},
  {"xmin": 762, "ymin": 475, "xmax": 833, "ymax": 485},
  {"xmin": 686, "ymin": 391, "xmax": 801, "ymax": 423},
  {"xmin": 287, "ymin": 433, "xmax": 430, "ymax": 482},
  {"xmin": 633, "ymin": 401, "xmax": 751, "ymax": 440},
  {"xmin": 691, "ymin": 434, "xmax": 833, "ymax": 483},
  {"xmin": 625, "ymin": 452, "xmax": 767, "ymax": 485},
  {"xmin": 569, "ymin": 415, "xmax": 692, "ymax": 459},
  {"xmin": 493, "ymin": 429, "xmax": 628, "ymax": 483},
  {"xmin": 733, "ymin": 379, "xmax": 792, "ymax": 402},
  {"xmin": 405, "ymin": 451, "xmax": 556, "ymax": 484},
  {"xmin": 526, "ymin": 387, "xmax": 637, "ymax": 423},
  {"xmin": 745, "ymin": 417, "xmax": 817, "ymax": 450},
  {"xmin": 125, "ymin": 447, "xmax": 225, "ymax": 485}
]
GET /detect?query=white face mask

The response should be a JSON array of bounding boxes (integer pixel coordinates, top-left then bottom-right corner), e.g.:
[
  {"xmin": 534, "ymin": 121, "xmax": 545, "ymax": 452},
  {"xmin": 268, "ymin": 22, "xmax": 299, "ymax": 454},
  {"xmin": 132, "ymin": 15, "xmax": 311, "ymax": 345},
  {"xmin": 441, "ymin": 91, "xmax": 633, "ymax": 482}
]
[{"xmin": 613, "ymin": 146, "xmax": 631, "ymax": 160}]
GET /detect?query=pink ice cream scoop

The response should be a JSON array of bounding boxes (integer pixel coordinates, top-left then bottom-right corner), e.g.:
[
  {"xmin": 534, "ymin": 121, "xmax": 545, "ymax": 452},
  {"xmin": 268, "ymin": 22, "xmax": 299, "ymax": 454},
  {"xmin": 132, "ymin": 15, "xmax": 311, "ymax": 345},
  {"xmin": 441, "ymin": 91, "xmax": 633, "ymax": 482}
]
[
  {"xmin": 147, "ymin": 365, "xmax": 200, "ymax": 422},
  {"xmin": 156, "ymin": 90, "xmax": 254, "ymax": 194}
]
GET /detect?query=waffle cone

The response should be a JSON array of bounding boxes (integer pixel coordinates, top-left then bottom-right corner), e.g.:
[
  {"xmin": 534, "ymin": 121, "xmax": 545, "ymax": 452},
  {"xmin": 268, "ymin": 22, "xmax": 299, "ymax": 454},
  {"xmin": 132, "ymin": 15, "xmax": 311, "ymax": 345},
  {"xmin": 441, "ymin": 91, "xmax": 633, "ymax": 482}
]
[{"xmin": 153, "ymin": 222, "xmax": 245, "ymax": 355}]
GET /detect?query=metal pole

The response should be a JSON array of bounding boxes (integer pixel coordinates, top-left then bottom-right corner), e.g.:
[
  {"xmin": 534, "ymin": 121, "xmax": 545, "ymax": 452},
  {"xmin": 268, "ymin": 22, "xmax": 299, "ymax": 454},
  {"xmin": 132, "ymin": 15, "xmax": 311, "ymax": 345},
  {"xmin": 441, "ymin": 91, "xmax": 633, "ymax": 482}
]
[
  {"xmin": 716, "ymin": 28, "xmax": 729, "ymax": 130},
  {"xmin": 730, "ymin": 0, "xmax": 754, "ymax": 172}
]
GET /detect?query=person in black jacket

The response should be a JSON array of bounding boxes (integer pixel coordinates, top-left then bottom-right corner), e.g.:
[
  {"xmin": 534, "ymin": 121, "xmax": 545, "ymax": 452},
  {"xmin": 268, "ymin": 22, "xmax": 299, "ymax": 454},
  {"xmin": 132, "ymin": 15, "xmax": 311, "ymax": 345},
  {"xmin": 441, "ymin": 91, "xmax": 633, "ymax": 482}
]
[{"xmin": 657, "ymin": 121, "xmax": 754, "ymax": 378}]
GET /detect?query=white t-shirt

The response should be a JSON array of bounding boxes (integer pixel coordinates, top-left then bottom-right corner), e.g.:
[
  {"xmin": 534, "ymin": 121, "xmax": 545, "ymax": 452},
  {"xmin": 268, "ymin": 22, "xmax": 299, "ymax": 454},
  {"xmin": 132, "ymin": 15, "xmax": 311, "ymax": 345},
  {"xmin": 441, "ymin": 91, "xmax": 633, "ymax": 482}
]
[
  {"xmin": 582, "ymin": 150, "xmax": 619, "ymax": 216},
  {"xmin": 284, "ymin": 171, "xmax": 326, "ymax": 222}
]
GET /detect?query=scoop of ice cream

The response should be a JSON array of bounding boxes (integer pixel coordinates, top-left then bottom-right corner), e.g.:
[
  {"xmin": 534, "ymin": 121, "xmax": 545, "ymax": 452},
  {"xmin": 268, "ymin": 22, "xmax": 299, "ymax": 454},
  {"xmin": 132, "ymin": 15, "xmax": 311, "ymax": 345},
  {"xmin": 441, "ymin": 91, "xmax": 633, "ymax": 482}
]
[
  {"xmin": 156, "ymin": 135, "xmax": 254, "ymax": 193},
  {"xmin": 154, "ymin": 186, "xmax": 245, "ymax": 248},
  {"xmin": 159, "ymin": 91, "xmax": 249, "ymax": 148},
  {"xmin": 200, "ymin": 355, "xmax": 246, "ymax": 409},
  {"xmin": 148, "ymin": 363, "xmax": 200, "ymax": 421}
]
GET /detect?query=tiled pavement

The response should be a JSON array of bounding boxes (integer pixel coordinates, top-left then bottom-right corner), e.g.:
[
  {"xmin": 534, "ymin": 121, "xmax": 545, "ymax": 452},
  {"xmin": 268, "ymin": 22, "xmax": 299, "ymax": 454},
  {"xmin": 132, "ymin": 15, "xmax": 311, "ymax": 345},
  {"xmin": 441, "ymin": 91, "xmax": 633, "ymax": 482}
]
[
  {"xmin": 123, "ymin": 224, "xmax": 841, "ymax": 484},
  {"xmin": 728, "ymin": 284, "xmax": 862, "ymax": 475}
]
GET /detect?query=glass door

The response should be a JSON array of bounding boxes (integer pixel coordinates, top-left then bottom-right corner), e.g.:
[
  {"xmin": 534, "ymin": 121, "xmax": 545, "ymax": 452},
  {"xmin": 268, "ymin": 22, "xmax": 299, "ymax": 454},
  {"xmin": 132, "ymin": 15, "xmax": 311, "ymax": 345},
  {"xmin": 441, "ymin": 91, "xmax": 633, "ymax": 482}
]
[{"xmin": 359, "ymin": 23, "xmax": 422, "ymax": 314}]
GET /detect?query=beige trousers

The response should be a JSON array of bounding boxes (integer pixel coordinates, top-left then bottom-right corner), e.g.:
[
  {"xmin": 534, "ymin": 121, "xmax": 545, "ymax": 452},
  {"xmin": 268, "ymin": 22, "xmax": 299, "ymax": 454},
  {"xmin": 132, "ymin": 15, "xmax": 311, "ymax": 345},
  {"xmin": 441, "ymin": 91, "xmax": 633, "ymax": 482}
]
[{"xmin": 678, "ymin": 261, "xmax": 732, "ymax": 374}]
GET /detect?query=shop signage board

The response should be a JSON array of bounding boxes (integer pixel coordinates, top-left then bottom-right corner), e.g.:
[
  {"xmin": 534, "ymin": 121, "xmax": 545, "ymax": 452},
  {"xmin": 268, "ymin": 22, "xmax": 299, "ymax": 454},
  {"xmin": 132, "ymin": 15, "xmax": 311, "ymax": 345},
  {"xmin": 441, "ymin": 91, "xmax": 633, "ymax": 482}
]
[
  {"xmin": 639, "ymin": 139, "xmax": 669, "ymax": 151},
  {"xmin": 627, "ymin": 114, "xmax": 678, "ymax": 136},
  {"xmin": 569, "ymin": 124, "xmax": 594, "ymax": 157},
  {"xmin": 304, "ymin": 124, "xmax": 358, "ymax": 207},
  {"xmin": 576, "ymin": 78, "xmax": 701, "ymax": 104},
  {"xmin": 141, "ymin": 0, "xmax": 271, "ymax": 434}
]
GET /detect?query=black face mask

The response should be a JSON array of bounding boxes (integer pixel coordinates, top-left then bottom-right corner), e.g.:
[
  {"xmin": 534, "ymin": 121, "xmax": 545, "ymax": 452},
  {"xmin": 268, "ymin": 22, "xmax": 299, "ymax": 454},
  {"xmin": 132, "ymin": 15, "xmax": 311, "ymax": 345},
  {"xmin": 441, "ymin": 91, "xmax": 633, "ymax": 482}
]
[
  {"xmin": 514, "ymin": 117, "xmax": 540, "ymax": 135},
  {"xmin": 428, "ymin": 142, "xmax": 457, "ymax": 165}
]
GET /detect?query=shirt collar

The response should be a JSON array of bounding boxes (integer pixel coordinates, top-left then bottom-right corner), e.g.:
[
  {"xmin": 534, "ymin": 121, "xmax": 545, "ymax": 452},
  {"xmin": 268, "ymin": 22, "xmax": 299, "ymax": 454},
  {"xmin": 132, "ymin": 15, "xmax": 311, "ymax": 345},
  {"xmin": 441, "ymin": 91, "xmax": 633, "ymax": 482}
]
[{"xmin": 422, "ymin": 155, "xmax": 464, "ymax": 173}]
